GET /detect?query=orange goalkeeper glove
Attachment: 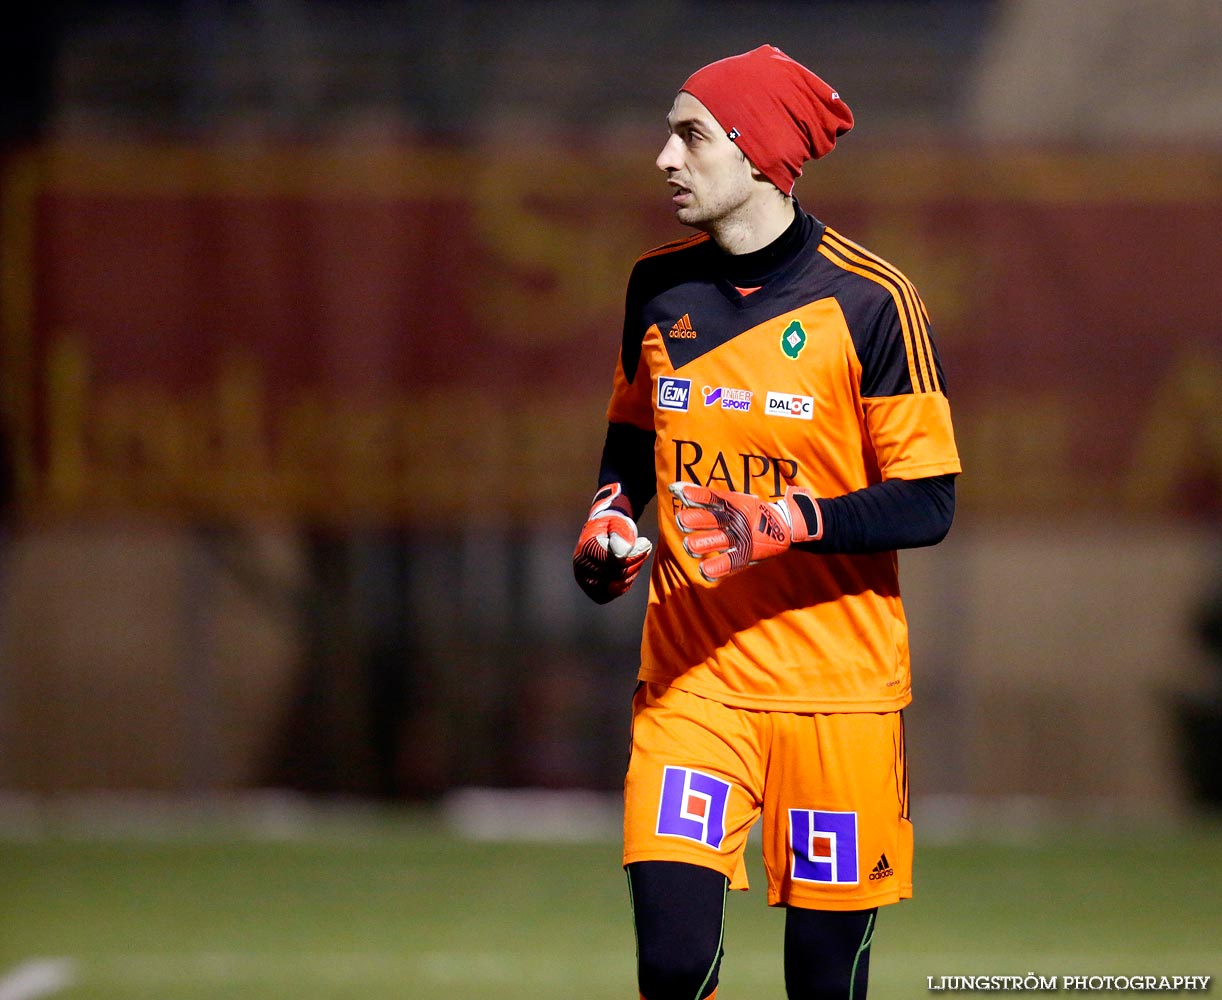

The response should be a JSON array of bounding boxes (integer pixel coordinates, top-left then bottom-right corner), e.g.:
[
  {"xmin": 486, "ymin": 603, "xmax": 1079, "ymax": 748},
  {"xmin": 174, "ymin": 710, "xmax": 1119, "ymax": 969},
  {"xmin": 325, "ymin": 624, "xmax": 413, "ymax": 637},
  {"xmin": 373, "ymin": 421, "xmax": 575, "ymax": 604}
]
[
  {"xmin": 573, "ymin": 483, "xmax": 653, "ymax": 604},
  {"xmin": 668, "ymin": 482, "xmax": 823, "ymax": 582}
]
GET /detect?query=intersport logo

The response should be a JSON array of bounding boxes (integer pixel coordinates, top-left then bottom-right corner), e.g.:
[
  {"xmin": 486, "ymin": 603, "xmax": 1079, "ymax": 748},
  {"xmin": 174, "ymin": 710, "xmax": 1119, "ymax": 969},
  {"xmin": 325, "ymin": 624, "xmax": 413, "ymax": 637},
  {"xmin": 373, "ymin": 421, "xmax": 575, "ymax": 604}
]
[{"xmin": 765, "ymin": 392, "xmax": 814, "ymax": 420}]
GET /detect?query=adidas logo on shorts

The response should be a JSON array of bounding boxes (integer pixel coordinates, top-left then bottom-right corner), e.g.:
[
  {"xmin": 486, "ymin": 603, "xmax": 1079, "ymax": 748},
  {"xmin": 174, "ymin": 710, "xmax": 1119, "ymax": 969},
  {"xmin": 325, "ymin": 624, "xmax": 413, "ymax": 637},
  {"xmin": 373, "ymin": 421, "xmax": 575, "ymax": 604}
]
[{"xmin": 868, "ymin": 853, "xmax": 894, "ymax": 881}]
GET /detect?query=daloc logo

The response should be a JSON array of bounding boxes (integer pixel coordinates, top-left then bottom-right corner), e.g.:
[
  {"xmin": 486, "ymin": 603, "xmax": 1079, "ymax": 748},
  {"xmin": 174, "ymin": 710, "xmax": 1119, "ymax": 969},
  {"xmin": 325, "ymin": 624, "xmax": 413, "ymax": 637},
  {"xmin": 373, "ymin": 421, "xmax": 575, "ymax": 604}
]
[
  {"xmin": 765, "ymin": 392, "xmax": 814, "ymax": 420},
  {"xmin": 658, "ymin": 377, "xmax": 691, "ymax": 412}
]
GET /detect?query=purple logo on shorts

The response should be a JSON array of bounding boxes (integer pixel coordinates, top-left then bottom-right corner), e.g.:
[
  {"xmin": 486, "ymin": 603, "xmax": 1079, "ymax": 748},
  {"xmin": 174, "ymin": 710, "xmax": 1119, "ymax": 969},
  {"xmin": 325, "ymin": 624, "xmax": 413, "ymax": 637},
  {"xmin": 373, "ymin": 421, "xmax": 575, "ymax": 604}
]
[
  {"xmin": 656, "ymin": 766, "xmax": 730, "ymax": 849},
  {"xmin": 789, "ymin": 809, "xmax": 859, "ymax": 884}
]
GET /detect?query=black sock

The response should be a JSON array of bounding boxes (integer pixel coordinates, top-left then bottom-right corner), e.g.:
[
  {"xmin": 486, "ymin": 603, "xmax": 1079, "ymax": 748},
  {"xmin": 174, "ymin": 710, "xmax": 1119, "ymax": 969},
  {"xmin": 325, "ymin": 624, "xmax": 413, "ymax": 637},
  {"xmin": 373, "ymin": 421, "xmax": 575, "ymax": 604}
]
[{"xmin": 783, "ymin": 906, "xmax": 876, "ymax": 1000}]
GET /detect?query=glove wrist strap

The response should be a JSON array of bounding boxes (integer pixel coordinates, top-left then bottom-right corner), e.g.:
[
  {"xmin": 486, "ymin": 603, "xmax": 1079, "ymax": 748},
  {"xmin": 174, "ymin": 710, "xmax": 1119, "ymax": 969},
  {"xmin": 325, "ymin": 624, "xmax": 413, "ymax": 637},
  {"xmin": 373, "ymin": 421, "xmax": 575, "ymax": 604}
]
[
  {"xmin": 588, "ymin": 482, "xmax": 634, "ymax": 520},
  {"xmin": 784, "ymin": 487, "xmax": 823, "ymax": 543}
]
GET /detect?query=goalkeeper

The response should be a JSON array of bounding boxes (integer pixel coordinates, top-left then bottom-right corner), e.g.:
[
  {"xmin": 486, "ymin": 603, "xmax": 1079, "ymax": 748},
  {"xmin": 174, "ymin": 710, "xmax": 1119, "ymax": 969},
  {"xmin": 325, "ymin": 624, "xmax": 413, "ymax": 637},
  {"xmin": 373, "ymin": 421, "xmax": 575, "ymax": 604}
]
[{"xmin": 573, "ymin": 45, "xmax": 961, "ymax": 1000}]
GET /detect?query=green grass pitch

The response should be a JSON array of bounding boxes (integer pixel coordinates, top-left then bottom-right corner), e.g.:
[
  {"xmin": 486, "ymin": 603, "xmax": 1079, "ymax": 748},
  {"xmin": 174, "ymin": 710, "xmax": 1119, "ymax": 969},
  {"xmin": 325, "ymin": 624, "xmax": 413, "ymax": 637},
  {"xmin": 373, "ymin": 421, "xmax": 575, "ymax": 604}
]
[{"xmin": 1, "ymin": 809, "xmax": 1219, "ymax": 998}]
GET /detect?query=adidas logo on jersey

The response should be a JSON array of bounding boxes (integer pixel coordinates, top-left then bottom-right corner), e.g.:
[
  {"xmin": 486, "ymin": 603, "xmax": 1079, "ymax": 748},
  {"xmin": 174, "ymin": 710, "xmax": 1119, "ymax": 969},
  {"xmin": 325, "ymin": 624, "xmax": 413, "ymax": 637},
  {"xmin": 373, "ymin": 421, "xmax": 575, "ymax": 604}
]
[
  {"xmin": 868, "ymin": 853, "xmax": 894, "ymax": 881},
  {"xmin": 668, "ymin": 314, "xmax": 698, "ymax": 339}
]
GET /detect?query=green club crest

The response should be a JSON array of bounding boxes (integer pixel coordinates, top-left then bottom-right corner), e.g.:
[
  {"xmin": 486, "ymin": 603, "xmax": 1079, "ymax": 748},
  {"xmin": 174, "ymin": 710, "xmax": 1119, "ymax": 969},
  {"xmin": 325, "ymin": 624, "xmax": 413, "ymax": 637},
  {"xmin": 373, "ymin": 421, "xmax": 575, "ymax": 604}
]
[{"xmin": 781, "ymin": 320, "xmax": 807, "ymax": 359}]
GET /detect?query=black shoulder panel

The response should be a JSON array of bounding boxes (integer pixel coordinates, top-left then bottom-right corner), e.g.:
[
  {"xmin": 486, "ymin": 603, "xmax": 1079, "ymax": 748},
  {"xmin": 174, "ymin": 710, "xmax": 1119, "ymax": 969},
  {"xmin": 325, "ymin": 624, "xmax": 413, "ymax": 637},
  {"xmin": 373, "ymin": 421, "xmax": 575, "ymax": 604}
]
[
  {"xmin": 621, "ymin": 234, "xmax": 715, "ymax": 380},
  {"xmin": 817, "ymin": 230, "xmax": 947, "ymax": 397}
]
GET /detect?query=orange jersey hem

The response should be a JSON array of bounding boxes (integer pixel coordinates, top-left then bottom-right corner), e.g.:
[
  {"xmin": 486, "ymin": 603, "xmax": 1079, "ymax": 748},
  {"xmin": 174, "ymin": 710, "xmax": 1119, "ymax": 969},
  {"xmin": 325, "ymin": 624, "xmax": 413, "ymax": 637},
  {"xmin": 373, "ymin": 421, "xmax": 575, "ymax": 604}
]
[{"xmin": 636, "ymin": 671, "xmax": 913, "ymax": 714}]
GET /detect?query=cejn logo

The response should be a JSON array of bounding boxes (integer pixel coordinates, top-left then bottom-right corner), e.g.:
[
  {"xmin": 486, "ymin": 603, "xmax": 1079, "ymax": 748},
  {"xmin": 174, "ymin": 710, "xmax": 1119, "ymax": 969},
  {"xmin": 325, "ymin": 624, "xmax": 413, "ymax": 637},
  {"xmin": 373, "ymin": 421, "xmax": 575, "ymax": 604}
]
[
  {"xmin": 765, "ymin": 392, "xmax": 813, "ymax": 420},
  {"xmin": 658, "ymin": 377, "xmax": 691, "ymax": 412}
]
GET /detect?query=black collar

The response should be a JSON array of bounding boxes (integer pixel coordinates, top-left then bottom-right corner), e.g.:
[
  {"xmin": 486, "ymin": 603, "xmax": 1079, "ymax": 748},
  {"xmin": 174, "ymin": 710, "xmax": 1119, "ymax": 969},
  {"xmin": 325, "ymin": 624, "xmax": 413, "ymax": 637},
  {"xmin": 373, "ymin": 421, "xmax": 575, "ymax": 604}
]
[{"xmin": 716, "ymin": 204, "xmax": 814, "ymax": 288}]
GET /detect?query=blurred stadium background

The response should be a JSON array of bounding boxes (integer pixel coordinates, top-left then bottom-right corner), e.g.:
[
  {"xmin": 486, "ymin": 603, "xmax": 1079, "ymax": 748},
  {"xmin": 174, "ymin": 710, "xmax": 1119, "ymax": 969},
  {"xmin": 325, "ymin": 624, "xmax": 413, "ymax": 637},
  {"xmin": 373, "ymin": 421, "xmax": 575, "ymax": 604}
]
[{"xmin": 0, "ymin": 1, "xmax": 1220, "ymax": 996}]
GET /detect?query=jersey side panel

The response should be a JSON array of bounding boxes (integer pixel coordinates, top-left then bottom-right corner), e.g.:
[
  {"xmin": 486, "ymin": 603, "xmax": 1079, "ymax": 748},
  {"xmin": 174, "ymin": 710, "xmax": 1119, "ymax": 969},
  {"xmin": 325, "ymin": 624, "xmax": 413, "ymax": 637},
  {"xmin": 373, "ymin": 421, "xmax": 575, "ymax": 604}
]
[{"xmin": 607, "ymin": 337, "xmax": 657, "ymax": 431}]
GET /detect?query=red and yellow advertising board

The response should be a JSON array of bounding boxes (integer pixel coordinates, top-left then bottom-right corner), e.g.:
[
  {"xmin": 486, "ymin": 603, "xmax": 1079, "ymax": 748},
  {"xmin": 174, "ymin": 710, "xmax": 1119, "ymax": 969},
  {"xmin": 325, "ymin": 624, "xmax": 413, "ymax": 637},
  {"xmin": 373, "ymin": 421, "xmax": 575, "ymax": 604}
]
[{"xmin": 2, "ymin": 143, "xmax": 1219, "ymax": 524}]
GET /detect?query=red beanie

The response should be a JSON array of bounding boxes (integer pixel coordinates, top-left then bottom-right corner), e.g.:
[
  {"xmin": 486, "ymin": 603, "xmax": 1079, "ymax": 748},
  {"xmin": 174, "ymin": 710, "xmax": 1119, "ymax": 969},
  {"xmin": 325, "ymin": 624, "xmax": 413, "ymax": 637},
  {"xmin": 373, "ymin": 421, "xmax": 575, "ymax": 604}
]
[{"xmin": 681, "ymin": 45, "xmax": 854, "ymax": 196}]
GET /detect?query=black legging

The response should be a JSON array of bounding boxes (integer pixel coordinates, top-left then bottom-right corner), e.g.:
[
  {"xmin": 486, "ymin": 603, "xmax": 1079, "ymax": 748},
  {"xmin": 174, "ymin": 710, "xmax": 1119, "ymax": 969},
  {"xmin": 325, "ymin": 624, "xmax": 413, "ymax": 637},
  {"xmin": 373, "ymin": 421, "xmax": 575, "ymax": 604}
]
[{"xmin": 628, "ymin": 860, "xmax": 876, "ymax": 1000}]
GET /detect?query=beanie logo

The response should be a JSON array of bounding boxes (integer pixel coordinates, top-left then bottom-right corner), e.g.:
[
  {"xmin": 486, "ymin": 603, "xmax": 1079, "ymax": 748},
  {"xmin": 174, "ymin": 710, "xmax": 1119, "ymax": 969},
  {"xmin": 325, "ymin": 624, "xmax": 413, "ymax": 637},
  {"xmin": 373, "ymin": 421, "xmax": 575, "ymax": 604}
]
[
  {"xmin": 727, "ymin": 127, "xmax": 741, "ymax": 141},
  {"xmin": 780, "ymin": 319, "xmax": 808, "ymax": 359}
]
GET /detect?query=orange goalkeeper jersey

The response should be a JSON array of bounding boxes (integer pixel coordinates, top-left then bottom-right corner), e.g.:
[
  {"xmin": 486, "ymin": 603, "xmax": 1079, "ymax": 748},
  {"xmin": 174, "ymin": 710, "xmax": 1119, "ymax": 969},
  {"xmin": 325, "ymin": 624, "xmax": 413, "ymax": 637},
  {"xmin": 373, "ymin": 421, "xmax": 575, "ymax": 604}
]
[{"xmin": 607, "ymin": 218, "xmax": 961, "ymax": 712}]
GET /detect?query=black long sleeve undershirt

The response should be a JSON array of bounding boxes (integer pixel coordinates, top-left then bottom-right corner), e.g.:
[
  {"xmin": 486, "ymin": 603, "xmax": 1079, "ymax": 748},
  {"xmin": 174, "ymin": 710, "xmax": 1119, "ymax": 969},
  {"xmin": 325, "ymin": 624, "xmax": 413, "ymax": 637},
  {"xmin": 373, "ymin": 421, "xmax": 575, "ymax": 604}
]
[
  {"xmin": 598, "ymin": 421, "xmax": 956, "ymax": 554},
  {"xmin": 798, "ymin": 473, "xmax": 955, "ymax": 553},
  {"xmin": 599, "ymin": 422, "xmax": 659, "ymax": 517}
]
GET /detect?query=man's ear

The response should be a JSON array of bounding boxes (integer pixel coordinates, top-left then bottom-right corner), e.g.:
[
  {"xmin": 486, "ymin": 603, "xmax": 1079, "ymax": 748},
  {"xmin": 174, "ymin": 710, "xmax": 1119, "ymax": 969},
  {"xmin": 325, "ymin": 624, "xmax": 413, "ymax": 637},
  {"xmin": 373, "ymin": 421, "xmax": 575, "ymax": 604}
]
[{"xmin": 738, "ymin": 151, "xmax": 776, "ymax": 190}]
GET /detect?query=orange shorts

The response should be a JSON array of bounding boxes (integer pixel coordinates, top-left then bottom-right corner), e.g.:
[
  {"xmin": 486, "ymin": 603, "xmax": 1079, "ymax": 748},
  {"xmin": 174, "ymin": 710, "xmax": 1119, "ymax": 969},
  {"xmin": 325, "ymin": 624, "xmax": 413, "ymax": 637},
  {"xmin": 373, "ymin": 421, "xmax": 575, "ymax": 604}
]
[{"xmin": 623, "ymin": 682, "xmax": 913, "ymax": 910}]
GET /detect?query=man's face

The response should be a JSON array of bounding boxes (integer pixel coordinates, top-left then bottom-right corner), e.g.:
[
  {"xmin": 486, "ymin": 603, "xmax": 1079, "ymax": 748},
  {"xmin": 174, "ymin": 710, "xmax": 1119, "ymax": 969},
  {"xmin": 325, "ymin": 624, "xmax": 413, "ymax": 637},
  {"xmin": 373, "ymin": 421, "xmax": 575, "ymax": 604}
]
[{"xmin": 656, "ymin": 91, "xmax": 757, "ymax": 230}]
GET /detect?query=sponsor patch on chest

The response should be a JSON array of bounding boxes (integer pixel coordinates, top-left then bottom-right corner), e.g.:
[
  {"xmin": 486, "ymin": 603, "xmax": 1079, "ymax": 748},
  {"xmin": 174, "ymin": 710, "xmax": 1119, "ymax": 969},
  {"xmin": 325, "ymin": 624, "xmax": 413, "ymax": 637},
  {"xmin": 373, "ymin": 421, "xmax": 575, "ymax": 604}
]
[
  {"xmin": 657, "ymin": 377, "xmax": 691, "ymax": 411},
  {"xmin": 702, "ymin": 385, "xmax": 753, "ymax": 412},
  {"xmin": 765, "ymin": 392, "xmax": 814, "ymax": 420}
]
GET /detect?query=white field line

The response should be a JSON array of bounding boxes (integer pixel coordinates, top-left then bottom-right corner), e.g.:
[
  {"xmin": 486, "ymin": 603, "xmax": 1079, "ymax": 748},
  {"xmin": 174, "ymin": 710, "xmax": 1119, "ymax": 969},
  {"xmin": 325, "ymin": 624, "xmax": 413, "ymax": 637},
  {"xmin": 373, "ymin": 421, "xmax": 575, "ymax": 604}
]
[
  {"xmin": 0, "ymin": 960, "xmax": 76, "ymax": 1000},
  {"xmin": 74, "ymin": 948, "xmax": 1222, "ymax": 988}
]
